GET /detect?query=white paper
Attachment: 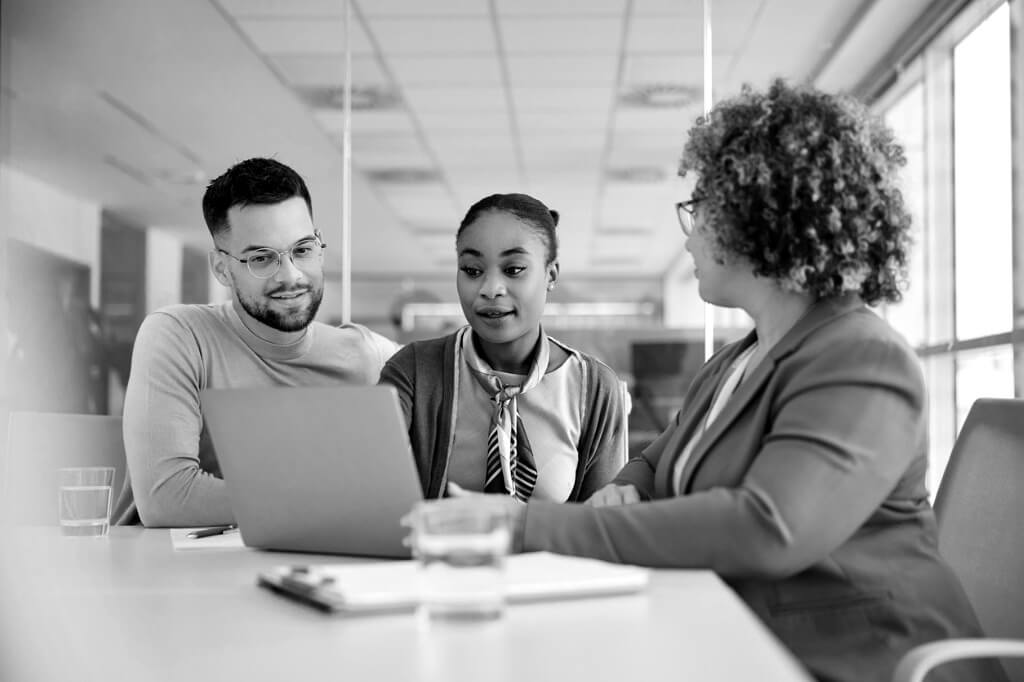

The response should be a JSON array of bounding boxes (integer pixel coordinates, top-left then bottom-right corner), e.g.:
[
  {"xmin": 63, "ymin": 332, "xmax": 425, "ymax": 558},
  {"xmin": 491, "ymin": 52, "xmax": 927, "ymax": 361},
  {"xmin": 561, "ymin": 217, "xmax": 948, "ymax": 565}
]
[{"xmin": 262, "ymin": 551, "xmax": 647, "ymax": 610}]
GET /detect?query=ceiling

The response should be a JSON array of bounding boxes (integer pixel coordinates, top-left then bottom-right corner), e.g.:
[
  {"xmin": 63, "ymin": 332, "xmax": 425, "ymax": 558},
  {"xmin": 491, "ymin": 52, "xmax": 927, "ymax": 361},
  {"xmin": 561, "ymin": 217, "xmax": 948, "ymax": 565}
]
[{"xmin": 3, "ymin": 0, "xmax": 927, "ymax": 286}]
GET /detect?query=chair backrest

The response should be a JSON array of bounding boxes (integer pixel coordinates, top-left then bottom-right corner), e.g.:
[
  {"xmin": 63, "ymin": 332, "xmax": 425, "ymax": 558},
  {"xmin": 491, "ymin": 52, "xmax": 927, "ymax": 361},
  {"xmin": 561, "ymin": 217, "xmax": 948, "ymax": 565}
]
[
  {"xmin": 3, "ymin": 411, "xmax": 125, "ymax": 525},
  {"xmin": 933, "ymin": 398, "xmax": 1024, "ymax": 680}
]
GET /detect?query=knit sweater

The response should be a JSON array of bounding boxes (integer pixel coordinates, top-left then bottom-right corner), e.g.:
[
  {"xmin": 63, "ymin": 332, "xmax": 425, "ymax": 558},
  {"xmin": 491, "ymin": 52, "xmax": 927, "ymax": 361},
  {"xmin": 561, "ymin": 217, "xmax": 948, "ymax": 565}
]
[
  {"xmin": 115, "ymin": 302, "xmax": 399, "ymax": 527},
  {"xmin": 379, "ymin": 330, "xmax": 626, "ymax": 500}
]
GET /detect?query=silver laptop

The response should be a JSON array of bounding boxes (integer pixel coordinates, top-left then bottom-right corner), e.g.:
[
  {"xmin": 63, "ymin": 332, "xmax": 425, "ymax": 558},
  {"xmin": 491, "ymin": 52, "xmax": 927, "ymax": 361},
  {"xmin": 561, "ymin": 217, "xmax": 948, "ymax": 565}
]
[{"xmin": 200, "ymin": 385, "xmax": 423, "ymax": 558}]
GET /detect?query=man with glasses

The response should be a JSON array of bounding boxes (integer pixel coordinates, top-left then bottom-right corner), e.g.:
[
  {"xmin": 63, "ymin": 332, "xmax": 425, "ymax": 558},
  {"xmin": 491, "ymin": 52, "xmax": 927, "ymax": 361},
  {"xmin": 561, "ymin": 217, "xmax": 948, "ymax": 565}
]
[{"xmin": 115, "ymin": 158, "xmax": 399, "ymax": 527}]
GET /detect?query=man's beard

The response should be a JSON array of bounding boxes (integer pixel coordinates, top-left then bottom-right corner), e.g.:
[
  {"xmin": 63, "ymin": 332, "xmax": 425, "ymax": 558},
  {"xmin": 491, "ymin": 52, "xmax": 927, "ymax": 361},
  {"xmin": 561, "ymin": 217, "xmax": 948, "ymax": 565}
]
[{"xmin": 236, "ymin": 285, "xmax": 324, "ymax": 333}]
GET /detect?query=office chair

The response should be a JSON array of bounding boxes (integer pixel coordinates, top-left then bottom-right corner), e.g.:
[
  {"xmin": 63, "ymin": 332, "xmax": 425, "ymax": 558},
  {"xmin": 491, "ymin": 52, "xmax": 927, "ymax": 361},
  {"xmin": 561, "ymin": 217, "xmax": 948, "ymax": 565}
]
[
  {"xmin": 2, "ymin": 411, "xmax": 126, "ymax": 525},
  {"xmin": 892, "ymin": 399, "xmax": 1024, "ymax": 682}
]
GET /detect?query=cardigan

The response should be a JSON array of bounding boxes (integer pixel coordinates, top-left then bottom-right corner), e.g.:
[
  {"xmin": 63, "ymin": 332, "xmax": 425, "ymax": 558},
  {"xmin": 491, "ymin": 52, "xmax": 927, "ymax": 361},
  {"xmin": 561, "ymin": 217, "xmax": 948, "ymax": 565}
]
[{"xmin": 378, "ymin": 329, "xmax": 626, "ymax": 501}]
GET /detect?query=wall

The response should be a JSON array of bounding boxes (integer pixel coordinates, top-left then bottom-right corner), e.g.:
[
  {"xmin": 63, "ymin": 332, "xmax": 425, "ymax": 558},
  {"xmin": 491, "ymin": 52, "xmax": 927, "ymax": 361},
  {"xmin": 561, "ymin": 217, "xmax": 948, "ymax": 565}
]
[
  {"xmin": 2, "ymin": 164, "xmax": 101, "ymax": 307},
  {"xmin": 145, "ymin": 228, "xmax": 183, "ymax": 313}
]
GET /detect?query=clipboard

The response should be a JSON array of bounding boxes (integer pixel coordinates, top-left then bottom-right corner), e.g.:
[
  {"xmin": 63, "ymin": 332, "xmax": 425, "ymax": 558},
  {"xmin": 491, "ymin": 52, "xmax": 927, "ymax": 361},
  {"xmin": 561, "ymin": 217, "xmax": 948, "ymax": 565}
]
[{"xmin": 257, "ymin": 551, "xmax": 649, "ymax": 614}]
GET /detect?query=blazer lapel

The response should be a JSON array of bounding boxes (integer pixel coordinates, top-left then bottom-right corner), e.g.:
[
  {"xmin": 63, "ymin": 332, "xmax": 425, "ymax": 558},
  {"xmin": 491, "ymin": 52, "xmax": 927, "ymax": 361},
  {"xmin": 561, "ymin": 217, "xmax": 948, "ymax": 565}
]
[
  {"xmin": 653, "ymin": 342, "xmax": 745, "ymax": 496},
  {"xmin": 674, "ymin": 295, "xmax": 865, "ymax": 493}
]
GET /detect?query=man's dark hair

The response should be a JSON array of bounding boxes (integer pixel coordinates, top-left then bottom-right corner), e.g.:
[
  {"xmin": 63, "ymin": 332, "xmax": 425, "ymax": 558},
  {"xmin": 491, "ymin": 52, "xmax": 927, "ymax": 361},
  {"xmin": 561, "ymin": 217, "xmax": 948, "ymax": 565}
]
[{"xmin": 201, "ymin": 157, "xmax": 313, "ymax": 239}]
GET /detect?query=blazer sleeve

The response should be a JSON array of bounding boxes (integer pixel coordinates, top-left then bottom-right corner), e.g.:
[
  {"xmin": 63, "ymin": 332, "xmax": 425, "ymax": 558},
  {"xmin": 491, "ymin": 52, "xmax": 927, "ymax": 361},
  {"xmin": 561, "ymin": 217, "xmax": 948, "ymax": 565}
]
[{"xmin": 522, "ymin": 332, "xmax": 925, "ymax": 577}]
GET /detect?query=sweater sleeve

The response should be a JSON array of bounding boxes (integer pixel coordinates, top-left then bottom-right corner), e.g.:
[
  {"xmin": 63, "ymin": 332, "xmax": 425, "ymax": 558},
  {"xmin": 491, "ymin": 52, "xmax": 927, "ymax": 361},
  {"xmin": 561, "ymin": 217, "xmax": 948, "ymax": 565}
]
[
  {"xmin": 576, "ymin": 360, "xmax": 628, "ymax": 500},
  {"xmin": 354, "ymin": 324, "xmax": 402, "ymax": 375},
  {"xmin": 122, "ymin": 313, "xmax": 234, "ymax": 527},
  {"xmin": 378, "ymin": 344, "xmax": 416, "ymax": 427},
  {"xmin": 523, "ymin": 334, "xmax": 925, "ymax": 577}
]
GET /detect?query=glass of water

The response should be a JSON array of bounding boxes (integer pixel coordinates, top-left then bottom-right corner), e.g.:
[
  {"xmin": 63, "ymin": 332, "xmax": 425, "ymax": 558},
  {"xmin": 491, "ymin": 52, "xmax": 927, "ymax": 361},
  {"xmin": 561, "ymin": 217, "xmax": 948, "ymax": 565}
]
[
  {"xmin": 410, "ymin": 498, "xmax": 512, "ymax": 622},
  {"xmin": 57, "ymin": 467, "xmax": 115, "ymax": 537}
]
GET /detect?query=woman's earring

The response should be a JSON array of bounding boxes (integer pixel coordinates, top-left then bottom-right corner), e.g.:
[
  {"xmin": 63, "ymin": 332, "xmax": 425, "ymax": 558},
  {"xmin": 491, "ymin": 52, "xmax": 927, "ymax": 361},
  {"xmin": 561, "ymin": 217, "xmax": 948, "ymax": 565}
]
[{"xmin": 547, "ymin": 283, "xmax": 555, "ymax": 291}]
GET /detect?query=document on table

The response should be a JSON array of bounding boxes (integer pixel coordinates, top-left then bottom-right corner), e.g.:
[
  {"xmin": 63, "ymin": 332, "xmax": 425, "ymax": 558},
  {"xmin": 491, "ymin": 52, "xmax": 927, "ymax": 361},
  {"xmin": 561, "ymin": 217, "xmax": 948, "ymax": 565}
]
[
  {"xmin": 258, "ymin": 551, "xmax": 649, "ymax": 613},
  {"xmin": 169, "ymin": 527, "xmax": 246, "ymax": 551}
]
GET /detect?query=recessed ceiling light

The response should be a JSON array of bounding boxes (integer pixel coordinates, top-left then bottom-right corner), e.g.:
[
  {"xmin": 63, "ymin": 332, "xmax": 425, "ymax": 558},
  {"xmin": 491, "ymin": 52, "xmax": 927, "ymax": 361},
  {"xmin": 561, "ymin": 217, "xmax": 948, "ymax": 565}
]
[
  {"xmin": 620, "ymin": 83, "xmax": 700, "ymax": 109},
  {"xmin": 366, "ymin": 168, "xmax": 442, "ymax": 184},
  {"xmin": 297, "ymin": 85, "xmax": 401, "ymax": 111},
  {"xmin": 595, "ymin": 225, "xmax": 652, "ymax": 235},
  {"xmin": 590, "ymin": 256, "xmax": 639, "ymax": 266},
  {"xmin": 605, "ymin": 167, "xmax": 666, "ymax": 183},
  {"xmin": 154, "ymin": 168, "xmax": 208, "ymax": 186}
]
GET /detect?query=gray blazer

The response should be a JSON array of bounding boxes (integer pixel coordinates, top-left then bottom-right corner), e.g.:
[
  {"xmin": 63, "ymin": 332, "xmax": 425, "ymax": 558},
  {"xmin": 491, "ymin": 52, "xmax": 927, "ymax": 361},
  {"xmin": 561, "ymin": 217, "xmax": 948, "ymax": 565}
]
[{"xmin": 522, "ymin": 295, "xmax": 1000, "ymax": 682}]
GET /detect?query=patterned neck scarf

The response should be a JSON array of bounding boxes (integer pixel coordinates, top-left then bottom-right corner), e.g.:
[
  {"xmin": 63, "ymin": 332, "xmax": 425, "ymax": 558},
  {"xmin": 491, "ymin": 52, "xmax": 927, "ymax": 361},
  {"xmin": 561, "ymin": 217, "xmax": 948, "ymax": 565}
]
[{"xmin": 461, "ymin": 326, "xmax": 550, "ymax": 501}]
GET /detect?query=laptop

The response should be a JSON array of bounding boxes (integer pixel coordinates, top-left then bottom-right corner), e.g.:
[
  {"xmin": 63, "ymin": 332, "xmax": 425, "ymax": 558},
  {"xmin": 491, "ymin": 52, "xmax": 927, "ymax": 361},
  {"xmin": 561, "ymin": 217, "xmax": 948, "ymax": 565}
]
[{"xmin": 200, "ymin": 385, "xmax": 423, "ymax": 558}]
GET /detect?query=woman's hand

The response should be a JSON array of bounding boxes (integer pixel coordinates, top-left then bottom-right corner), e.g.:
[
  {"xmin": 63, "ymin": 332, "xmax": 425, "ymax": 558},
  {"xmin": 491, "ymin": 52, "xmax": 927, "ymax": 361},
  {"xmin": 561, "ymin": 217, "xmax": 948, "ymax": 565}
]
[{"xmin": 585, "ymin": 483, "xmax": 641, "ymax": 507}]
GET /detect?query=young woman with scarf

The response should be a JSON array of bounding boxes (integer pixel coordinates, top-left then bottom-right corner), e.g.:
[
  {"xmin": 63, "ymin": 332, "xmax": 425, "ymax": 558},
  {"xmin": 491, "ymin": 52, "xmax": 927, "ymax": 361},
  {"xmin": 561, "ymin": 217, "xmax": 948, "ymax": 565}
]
[{"xmin": 379, "ymin": 193, "xmax": 627, "ymax": 502}]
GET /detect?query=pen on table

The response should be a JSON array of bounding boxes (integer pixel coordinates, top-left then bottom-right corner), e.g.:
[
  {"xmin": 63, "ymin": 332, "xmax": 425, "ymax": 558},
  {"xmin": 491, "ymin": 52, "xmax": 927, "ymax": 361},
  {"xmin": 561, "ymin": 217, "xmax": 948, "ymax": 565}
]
[{"xmin": 187, "ymin": 524, "xmax": 238, "ymax": 539}]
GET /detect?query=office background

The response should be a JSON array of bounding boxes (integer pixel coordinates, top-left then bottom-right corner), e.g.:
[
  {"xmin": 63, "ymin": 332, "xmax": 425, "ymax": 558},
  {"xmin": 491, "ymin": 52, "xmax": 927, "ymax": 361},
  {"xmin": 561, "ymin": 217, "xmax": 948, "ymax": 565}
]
[{"xmin": 1, "ymin": 0, "xmax": 1022, "ymax": 495}]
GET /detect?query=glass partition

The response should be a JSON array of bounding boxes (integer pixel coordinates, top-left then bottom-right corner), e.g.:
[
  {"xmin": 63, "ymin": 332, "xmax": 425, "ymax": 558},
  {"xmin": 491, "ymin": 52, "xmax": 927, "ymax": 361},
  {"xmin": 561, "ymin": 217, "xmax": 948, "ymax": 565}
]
[{"xmin": 2, "ymin": 1, "xmax": 1021, "ymax": 467}]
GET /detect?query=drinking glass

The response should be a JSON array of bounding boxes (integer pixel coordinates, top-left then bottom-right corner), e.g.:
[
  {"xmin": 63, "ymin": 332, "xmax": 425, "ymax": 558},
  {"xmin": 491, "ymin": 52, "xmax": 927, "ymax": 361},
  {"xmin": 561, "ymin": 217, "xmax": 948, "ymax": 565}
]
[
  {"xmin": 57, "ymin": 467, "xmax": 115, "ymax": 537},
  {"xmin": 410, "ymin": 499, "xmax": 512, "ymax": 622}
]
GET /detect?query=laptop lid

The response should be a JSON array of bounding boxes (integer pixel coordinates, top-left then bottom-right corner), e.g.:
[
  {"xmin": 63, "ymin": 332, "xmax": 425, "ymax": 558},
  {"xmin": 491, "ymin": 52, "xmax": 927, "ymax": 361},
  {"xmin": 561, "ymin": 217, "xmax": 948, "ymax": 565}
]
[{"xmin": 200, "ymin": 385, "xmax": 422, "ymax": 558}]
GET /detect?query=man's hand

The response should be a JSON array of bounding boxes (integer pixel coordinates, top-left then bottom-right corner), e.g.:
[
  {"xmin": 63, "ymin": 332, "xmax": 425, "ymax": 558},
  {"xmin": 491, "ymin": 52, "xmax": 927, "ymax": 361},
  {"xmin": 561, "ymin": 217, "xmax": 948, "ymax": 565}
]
[{"xmin": 585, "ymin": 483, "xmax": 641, "ymax": 507}]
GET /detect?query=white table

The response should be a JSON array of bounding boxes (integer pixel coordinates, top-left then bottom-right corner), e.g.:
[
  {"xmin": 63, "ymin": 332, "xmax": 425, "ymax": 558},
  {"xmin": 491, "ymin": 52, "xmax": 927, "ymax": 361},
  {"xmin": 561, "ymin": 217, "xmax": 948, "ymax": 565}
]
[{"xmin": 0, "ymin": 527, "xmax": 811, "ymax": 682}]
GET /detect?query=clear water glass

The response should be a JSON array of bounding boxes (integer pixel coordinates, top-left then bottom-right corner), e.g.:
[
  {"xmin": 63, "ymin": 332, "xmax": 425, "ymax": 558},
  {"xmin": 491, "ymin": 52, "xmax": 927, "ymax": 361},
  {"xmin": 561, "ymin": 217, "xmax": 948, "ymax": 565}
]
[
  {"xmin": 411, "ymin": 499, "xmax": 512, "ymax": 622},
  {"xmin": 57, "ymin": 467, "xmax": 115, "ymax": 537}
]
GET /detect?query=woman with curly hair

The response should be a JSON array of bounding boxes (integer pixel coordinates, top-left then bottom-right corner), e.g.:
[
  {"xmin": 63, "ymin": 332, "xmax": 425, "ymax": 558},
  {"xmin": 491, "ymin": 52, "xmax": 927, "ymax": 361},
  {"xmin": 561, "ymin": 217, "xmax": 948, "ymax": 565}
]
[{"xmin": 410, "ymin": 81, "xmax": 998, "ymax": 682}]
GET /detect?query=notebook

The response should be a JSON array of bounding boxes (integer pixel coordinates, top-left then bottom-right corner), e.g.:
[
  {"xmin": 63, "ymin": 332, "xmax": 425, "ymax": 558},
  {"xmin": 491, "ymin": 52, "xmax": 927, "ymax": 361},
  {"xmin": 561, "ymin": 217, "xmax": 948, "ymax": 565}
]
[
  {"xmin": 257, "ymin": 551, "xmax": 649, "ymax": 614},
  {"xmin": 200, "ymin": 385, "xmax": 423, "ymax": 558}
]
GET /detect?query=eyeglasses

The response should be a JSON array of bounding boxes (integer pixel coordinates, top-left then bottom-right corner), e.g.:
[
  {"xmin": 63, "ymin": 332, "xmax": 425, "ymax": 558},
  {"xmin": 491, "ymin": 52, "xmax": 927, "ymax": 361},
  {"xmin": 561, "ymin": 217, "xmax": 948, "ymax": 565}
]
[
  {"xmin": 218, "ymin": 235, "xmax": 327, "ymax": 279},
  {"xmin": 675, "ymin": 200, "xmax": 700, "ymax": 236}
]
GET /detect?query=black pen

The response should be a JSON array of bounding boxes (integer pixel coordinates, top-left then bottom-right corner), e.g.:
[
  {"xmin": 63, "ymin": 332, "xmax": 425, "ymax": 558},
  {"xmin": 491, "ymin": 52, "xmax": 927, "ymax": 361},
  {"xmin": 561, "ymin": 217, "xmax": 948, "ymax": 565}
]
[{"xmin": 187, "ymin": 524, "xmax": 238, "ymax": 539}]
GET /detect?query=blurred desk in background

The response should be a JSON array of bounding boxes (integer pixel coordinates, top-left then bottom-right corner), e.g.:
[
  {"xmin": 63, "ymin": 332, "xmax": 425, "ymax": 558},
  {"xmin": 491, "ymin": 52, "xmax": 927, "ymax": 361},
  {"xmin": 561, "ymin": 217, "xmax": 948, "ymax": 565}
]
[{"xmin": 0, "ymin": 527, "xmax": 811, "ymax": 682}]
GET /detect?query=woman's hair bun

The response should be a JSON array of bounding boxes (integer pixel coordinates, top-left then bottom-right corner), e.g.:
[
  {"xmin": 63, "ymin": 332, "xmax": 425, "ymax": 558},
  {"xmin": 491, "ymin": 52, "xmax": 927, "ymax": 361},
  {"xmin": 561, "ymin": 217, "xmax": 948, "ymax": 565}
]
[{"xmin": 549, "ymin": 209, "xmax": 560, "ymax": 227}]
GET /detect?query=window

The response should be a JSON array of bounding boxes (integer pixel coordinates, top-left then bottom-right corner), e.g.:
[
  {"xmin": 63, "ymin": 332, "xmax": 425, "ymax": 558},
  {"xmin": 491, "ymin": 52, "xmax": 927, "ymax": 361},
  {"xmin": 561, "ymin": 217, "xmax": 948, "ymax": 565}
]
[
  {"xmin": 877, "ymin": 0, "xmax": 1017, "ymax": 494},
  {"xmin": 952, "ymin": 3, "xmax": 1012, "ymax": 340},
  {"xmin": 883, "ymin": 82, "xmax": 927, "ymax": 347}
]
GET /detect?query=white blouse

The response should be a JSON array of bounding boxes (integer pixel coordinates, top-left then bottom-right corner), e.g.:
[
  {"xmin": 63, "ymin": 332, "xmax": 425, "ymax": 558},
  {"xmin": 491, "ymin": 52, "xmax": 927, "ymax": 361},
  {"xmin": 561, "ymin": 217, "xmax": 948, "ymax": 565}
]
[{"xmin": 672, "ymin": 343, "xmax": 759, "ymax": 495}]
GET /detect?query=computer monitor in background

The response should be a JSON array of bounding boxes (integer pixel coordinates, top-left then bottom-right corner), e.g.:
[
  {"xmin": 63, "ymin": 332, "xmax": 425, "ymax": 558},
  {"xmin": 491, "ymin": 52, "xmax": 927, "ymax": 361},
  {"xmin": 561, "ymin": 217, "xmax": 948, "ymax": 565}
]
[{"xmin": 629, "ymin": 341, "xmax": 703, "ymax": 450}]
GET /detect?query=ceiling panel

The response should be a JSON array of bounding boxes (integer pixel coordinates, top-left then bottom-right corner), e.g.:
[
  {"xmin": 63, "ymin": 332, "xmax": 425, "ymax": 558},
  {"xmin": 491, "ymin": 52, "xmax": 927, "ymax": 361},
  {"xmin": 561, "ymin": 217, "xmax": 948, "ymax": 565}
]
[
  {"xmin": 359, "ymin": 0, "xmax": 489, "ymax": 17},
  {"xmin": 314, "ymin": 108, "xmax": 416, "ymax": 133},
  {"xmin": 367, "ymin": 17, "xmax": 495, "ymax": 54},
  {"xmin": 417, "ymin": 109, "xmax": 513, "ymax": 133},
  {"xmin": 520, "ymin": 142, "xmax": 602, "ymax": 168},
  {"xmin": 430, "ymin": 134, "xmax": 517, "ymax": 161},
  {"xmin": 506, "ymin": 55, "xmax": 618, "ymax": 87},
  {"xmin": 434, "ymin": 148, "xmax": 516, "ymax": 171},
  {"xmin": 389, "ymin": 55, "xmax": 503, "ymax": 87},
  {"xmin": 235, "ymin": 18, "xmax": 374, "ymax": 55},
  {"xmin": 7, "ymin": 0, "xmax": 907, "ymax": 286},
  {"xmin": 627, "ymin": 15, "xmax": 745, "ymax": 53},
  {"xmin": 613, "ymin": 106, "xmax": 699, "ymax": 133},
  {"xmin": 496, "ymin": 0, "xmax": 626, "ymax": 15},
  {"xmin": 352, "ymin": 131, "xmax": 423, "ymax": 153},
  {"xmin": 271, "ymin": 54, "xmax": 389, "ymax": 88},
  {"xmin": 501, "ymin": 17, "xmax": 624, "ymax": 54},
  {"xmin": 402, "ymin": 87, "xmax": 506, "ymax": 112},
  {"xmin": 621, "ymin": 54, "xmax": 705, "ymax": 85},
  {"xmin": 217, "ymin": 0, "xmax": 346, "ymax": 17},
  {"xmin": 377, "ymin": 184, "xmax": 460, "ymax": 225},
  {"xmin": 725, "ymin": 0, "xmax": 860, "ymax": 88},
  {"xmin": 631, "ymin": 0, "xmax": 703, "ymax": 16},
  {"xmin": 518, "ymin": 110, "xmax": 609, "ymax": 133},
  {"xmin": 511, "ymin": 87, "xmax": 612, "ymax": 112}
]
